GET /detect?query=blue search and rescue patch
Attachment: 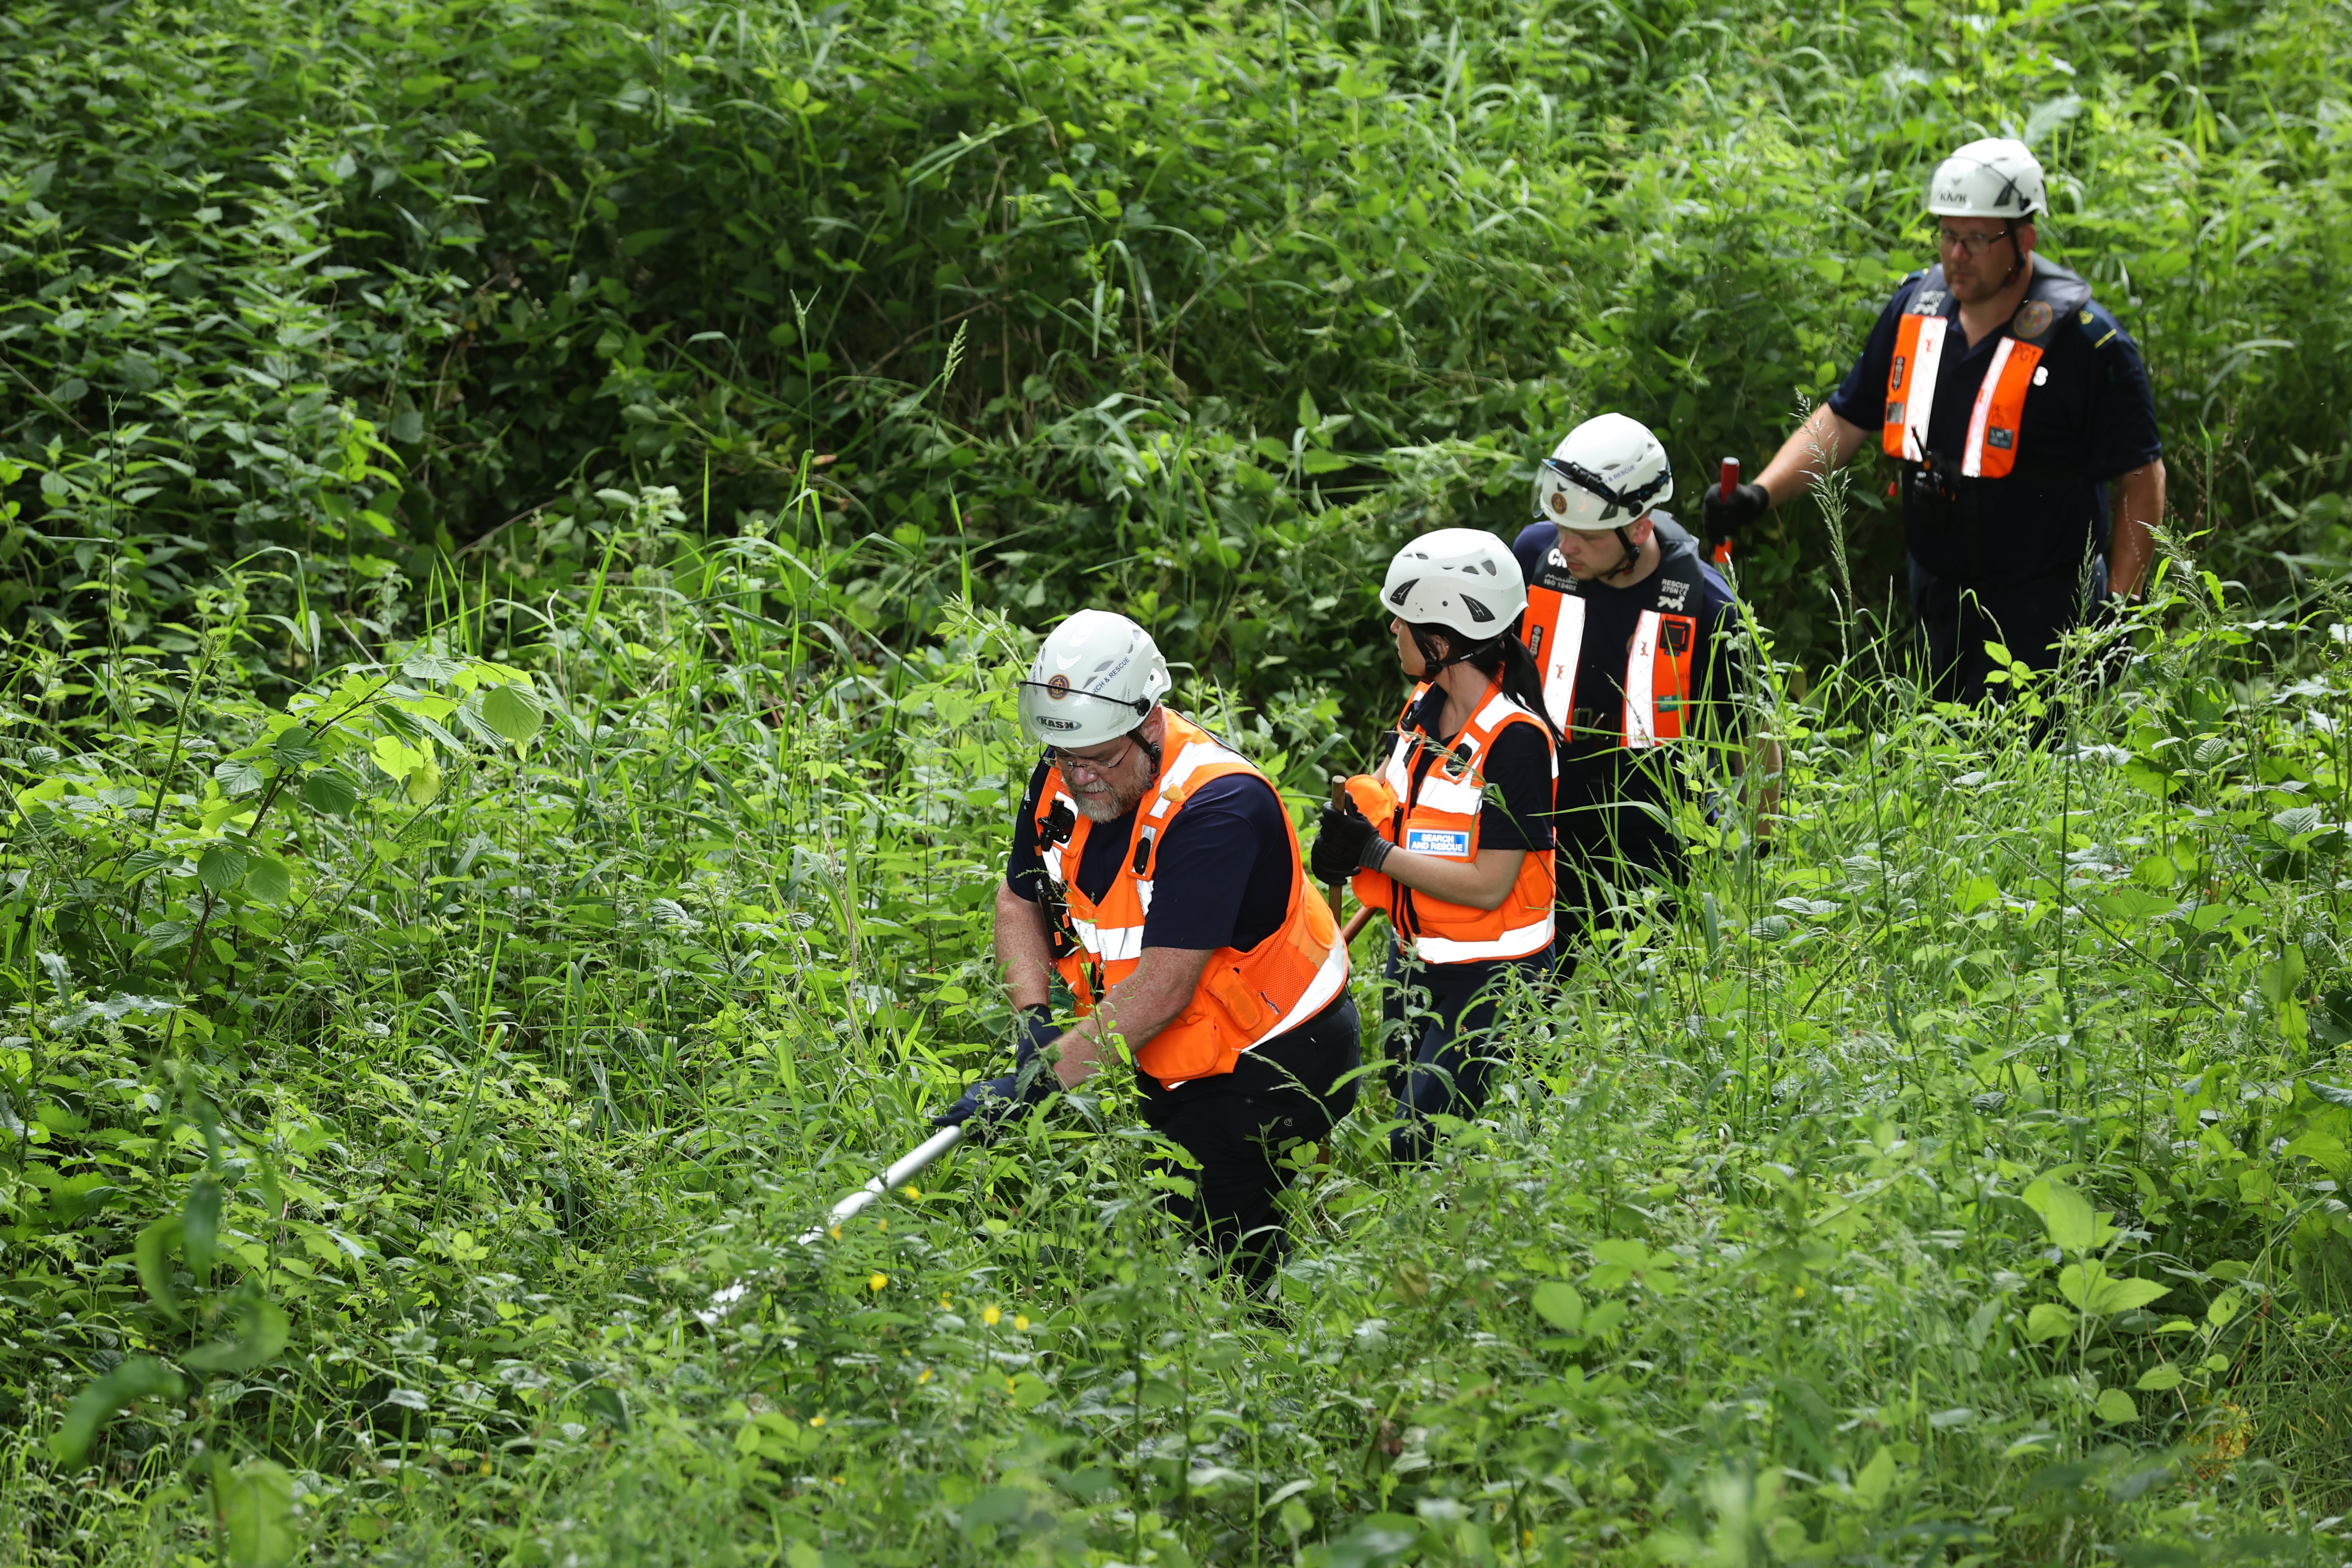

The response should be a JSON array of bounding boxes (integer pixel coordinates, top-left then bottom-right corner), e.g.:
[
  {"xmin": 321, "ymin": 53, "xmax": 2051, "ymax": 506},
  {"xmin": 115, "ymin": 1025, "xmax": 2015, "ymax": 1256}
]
[{"xmin": 1405, "ymin": 827, "xmax": 1473, "ymax": 859}]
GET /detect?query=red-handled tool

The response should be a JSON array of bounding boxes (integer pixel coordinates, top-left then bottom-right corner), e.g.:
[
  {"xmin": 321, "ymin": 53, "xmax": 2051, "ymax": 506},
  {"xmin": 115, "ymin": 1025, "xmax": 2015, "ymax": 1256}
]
[{"xmin": 1711, "ymin": 458, "xmax": 1740, "ymax": 567}]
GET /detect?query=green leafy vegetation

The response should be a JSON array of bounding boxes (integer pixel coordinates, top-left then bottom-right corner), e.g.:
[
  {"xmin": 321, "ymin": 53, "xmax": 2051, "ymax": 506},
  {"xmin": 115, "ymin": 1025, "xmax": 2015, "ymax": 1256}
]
[{"xmin": 4, "ymin": 0, "xmax": 2352, "ymax": 1564}]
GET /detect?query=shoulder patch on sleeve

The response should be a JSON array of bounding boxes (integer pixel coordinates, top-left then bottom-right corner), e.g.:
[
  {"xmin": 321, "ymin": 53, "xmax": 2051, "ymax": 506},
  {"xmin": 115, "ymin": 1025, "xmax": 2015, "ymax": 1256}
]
[{"xmin": 2076, "ymin": 299, "xmax": 2128, "ymax": 350}]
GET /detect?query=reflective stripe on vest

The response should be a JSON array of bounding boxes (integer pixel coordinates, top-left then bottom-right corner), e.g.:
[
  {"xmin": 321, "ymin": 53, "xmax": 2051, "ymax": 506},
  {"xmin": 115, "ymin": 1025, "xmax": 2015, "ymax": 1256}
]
[
  {"xmin": 1369, "ymin": 681, "xmax": 1556, "ymax": 965},
  {"xmin": 1521, "ymin": 588, "xmax": 1586, "ymax": 732},
  {"xmin": 1519, "ymin": 588, "xmax": 1697, "ymax": 750},
  {"xmin": 1882, "ymin": 313, "xmax": 1951, "ymax": 463},
  {"xmin": 1880, "ymin": 260, "xmax": 2094, "ymax": 479},
  {"xmin": 1959, "ymin": 336, "xmax": 2042, "ymax": 479},
  {"xmin": 1034, "ymin": 711, "xmax": 1347, "ymax": 1087}
]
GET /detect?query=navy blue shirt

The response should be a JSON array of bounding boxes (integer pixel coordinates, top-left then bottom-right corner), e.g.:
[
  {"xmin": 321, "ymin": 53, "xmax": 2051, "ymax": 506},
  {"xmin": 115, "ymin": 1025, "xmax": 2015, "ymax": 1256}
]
[
  {"xmin": 1826, "ymin": 264, "xmax": 2162, "ymax": 587},
  {"xmin": 1006, "ymin": 753, "xmax": 1294, "ymax": 952}
]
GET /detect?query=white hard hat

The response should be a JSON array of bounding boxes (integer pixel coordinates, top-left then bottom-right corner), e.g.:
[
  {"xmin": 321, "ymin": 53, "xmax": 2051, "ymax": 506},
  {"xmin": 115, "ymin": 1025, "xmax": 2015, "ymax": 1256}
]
[
  {"xmin": 1015, "ymin": 609, "xmax": 1171, "ymax": 748},
  {"xmin": 1533, "ymin": 413, "xmax": 1673, "ymax": 532},
  {"xmin": 1927, "ymin": 138, "xmax": 2046, "ymax": 220},
  {"xmin": 1381, "ymin": 529, "xmax": 1526, "ymax": 644}
]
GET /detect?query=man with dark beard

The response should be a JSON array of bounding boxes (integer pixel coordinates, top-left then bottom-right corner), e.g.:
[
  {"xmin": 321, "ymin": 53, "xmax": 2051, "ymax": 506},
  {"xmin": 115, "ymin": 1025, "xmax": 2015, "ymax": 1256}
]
[{"xmin": 934, "ymin": 610, "xmax": 1357, "ymax": 1292}]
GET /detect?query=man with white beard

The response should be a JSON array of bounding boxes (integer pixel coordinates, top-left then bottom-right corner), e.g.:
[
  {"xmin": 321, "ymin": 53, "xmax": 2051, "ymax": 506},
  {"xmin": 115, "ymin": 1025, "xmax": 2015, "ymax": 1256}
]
[{"xmin": 934, "ymin": 610, "xmax": 1357, "ymax": 1292}]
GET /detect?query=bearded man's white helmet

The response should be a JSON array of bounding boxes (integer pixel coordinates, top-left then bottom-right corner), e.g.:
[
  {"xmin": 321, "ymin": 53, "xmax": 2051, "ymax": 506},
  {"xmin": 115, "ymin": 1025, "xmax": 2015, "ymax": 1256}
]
[{"xmin": 1015, "ymin": 609, "xmax": 1172, "ymax": 748}]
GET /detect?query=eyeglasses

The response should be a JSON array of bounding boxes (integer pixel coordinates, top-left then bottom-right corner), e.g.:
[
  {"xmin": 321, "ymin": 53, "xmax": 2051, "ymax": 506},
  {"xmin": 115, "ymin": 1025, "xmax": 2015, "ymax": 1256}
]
[
  {"xmin": 1050, "ymin": 738, "xmax": 1136, "ymax": 778},
  {"xmin": 1935, "ymin": 227, "xmax": 2013, "ymax": 257}
]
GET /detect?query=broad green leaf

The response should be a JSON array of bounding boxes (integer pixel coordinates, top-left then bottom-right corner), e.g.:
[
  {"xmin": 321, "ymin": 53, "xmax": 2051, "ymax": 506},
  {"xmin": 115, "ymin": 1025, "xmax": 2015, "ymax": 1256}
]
[
  {"xmin": 1298, "ymin": 447, "xmax": 1351, "ymax": 475},
  {"xmin": 2025, "ymin": 1302, "xmax": 2075, "ymax": 1341},
  {"xmin": 2281, "ymin": 1130, "xmax": 2349, "ymax": 1173},
  {"xmin": 183, "ymin": 1178, "xmax": 222, "ymax": 1281},
  {"xmin": 197, "ymin": 844, "xmax": 249, "ymax": 895},
  {"xmin": 482, "ymin": 683, "xmax": 544, "ymax": 746},
  {"xmin": 1852, "ymin": 1445, "xmax": 1897, "ymax": 1510},
  {"xmin": 244, "ymin": 855, "xmax": 291, "ymax": 905},
  {"xmin": 1530, "ymin": 1282, "xmax": 1584, "ymax": 1332},
  {"xmin": 217, "ymin": 1458, "xmax": 299, "ymax": 1568},
  {"xmin": 2022, "ymin": 1178, "xmax": 2097, "ymax": 1254},
  {"xmin": 50, "ymin": 1357, "xmax": 184, "ymax": 1469},
  {"xmin": 370, "ymin": 733, "xmax": 424, "ymax": 781},
  {"xmin": 269, "ymin": 725, "xmax": 321, "ymax": 766},
  {"xmin": 123, "ymin": 847, "xmax": 179, "ymax": 879},
  {"xmin": 1589, "ymin": 1239, "xmax": 1658, "ymax": 1269},
  {"xmin": 136, "ymin": 1216, "xmax": 184, "ymax": 1323},
  {"xmin": 2136, "ymin": 1363, "xmax": 2184, "ymax": 1391},
  {"xmin": 2092, "ymin": 886, "xmax": 2176, "ymax": 922},
  {"xmin": 2259, "ymin": 947, "xmax": 2306, "ymax": 1007},
  {"xmin": 2089, "ymin": 1276, "xmax": 2169, "ymax": 1316},
  {"xmin": 2056, "ymin": 1262, "xmax": 2104, "ymax": 1310},
  {"xmin": 2093, "ymin": 1387, "xmax": 2138, "ymax": 1424},
  {"xmin": 183, "ymin": 1297, "xmax": 291, "ymax": 1375},
  {"xmin": 300, "ymin": 767, "xmax": 360, "ymax": 815},
  {"xmin": 214, "ymin": 757, "xmax": 268, "ymax": 796},
  {"xmin": 405, "ymin": 750, "xmax": 444, "ymax": 805}
]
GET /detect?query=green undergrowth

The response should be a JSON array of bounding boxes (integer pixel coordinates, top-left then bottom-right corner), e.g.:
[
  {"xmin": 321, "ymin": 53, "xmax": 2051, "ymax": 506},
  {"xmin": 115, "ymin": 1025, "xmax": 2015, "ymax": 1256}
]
[
  {"xmin": 5, "ymin": 0, "xmax": 2352, "ymax": 712},
  {"xmin": 3, "ymin": 502, "xmax": 2351, "ymax": 1565}
]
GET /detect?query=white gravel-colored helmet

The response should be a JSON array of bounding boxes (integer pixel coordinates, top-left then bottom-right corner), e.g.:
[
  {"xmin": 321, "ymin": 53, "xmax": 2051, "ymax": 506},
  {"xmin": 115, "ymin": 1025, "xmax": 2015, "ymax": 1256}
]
[
  {"xmin": 1533, "ymin": 413, "xmax": 1674, "ymax": 532},
  {"xmin": 1927, "ymin": 138, "xmax": 2046, "ymax": 220},
  {"xmin": 1015, "ymin": 609, "xmax": 1171, "ymax": 747},
  {"xmin": 1381, "ymin": 529, "xmax": 1526, "ymax": 644}
]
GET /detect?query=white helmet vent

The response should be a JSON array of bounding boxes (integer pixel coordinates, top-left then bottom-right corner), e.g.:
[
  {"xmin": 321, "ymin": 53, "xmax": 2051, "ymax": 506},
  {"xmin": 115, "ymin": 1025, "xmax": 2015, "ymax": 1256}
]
[{"xmin": 1378, "ymin": 530, "xmax": 1527, "ymax": 643}]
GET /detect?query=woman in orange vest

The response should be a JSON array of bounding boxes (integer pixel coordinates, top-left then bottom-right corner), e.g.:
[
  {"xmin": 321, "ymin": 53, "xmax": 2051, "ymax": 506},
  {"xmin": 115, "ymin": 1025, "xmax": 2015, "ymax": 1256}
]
[{"xmin": 1311, "ymin": 530, "xmax": 1559, "ymax": 1162}]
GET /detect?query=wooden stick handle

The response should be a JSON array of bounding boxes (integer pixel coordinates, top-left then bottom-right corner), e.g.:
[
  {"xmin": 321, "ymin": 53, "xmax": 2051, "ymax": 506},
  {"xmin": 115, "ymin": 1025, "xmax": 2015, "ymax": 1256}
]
[{"xmin": 1322, "ymin": 774, "xmax": 1348, "ymax": 920}]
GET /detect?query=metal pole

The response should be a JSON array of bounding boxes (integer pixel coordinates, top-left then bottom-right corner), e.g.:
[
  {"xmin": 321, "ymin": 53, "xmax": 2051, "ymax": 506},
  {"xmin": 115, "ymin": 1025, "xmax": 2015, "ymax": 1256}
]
[
  {"xmin": 698, "ymin": 1123, "xmax": 968, "ymax": 1325},
  {"xmin": 795, "ymin": 1124, "xmax": 965, "ymax": 1244}
]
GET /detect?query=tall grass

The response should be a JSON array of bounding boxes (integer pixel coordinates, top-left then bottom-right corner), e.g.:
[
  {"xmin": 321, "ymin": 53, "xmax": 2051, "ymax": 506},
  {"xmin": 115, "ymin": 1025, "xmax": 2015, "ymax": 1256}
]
[{"xmin": 3, "ymin": 490, "xmax": 2349, "ymax": 1562}]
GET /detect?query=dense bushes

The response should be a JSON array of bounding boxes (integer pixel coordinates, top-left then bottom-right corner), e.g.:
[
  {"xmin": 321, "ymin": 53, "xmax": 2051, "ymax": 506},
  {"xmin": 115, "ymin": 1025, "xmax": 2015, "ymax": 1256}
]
[
  {"xmin": 4, "ymin": 514, "xmax": 2352, "ymax": 1561},
  {"xmin": 6, "ymin": 0, "xmax": 2352, "ymax": 1561},
  {"xmin": 5, "ymin": 0, "xmax": 2350, "ymax": 713}
]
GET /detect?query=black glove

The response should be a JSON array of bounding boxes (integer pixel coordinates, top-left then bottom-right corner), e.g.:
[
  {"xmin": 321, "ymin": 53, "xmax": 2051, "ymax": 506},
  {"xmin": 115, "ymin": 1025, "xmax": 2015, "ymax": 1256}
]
[
  {"xmin": 934, "ymin": 1005, "xmax": 1060, "ymax": 1142},
  {"xmin": 1311, "ymin": 800, "xmax": 1385, "ymax": 884},
  {"xmin": 1701, "ymin": 481, "xmax": 1770, "ymax": 553}
]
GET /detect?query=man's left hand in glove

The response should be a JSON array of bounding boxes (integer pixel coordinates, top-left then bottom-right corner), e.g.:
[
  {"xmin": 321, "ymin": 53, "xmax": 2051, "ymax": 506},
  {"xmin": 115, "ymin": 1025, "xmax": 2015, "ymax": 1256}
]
[{"xmin": 934, "ymin": 1004, "xmax": 1061, "ymax": 1143}]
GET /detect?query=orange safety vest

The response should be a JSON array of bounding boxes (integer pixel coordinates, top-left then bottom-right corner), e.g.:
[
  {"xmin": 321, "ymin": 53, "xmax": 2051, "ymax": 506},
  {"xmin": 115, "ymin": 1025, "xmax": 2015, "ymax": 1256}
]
[
  {"xmin": 1031, "ymin": 710, "xmax": 1349, "ymax": 1087},
  {"xmin": 1518, "ymin": 541, "xmax": 1705, "ymax": 749},
  {"xmin": 1343, "ymin": 680, "xmax": 1556, "ymax": 965},
  {"xmin": 1880, "ymin": 259, "xmax": 2094, "ymax": 480}
]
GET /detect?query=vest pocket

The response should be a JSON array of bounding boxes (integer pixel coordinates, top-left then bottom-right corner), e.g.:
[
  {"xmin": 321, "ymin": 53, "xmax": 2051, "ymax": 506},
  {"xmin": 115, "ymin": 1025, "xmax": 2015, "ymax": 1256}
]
[{"xmin": 1207, "ymin": 965, "xmax": 1268, "ymax": 1035}]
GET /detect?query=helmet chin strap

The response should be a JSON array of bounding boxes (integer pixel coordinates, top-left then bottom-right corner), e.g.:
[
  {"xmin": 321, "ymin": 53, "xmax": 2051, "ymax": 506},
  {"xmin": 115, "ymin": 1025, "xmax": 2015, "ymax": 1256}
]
[
  {"xmin": 1601, "ymin": 525, "xmax": 1642, "ymax": 582},
  {"xmin": 1411, "ymin": 626, "xmax": 1496, "ymax": 678},
  {"xmin": 1129, "ymin": 705, "xmax": 1164, "ymax": 777}
]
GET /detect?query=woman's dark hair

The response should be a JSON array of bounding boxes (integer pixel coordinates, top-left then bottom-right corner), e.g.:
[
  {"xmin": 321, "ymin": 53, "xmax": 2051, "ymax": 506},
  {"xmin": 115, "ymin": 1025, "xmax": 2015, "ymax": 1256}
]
[{"xmin": 1411, "ymin": 621, "xmax": 1561, "ymax": 743}]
